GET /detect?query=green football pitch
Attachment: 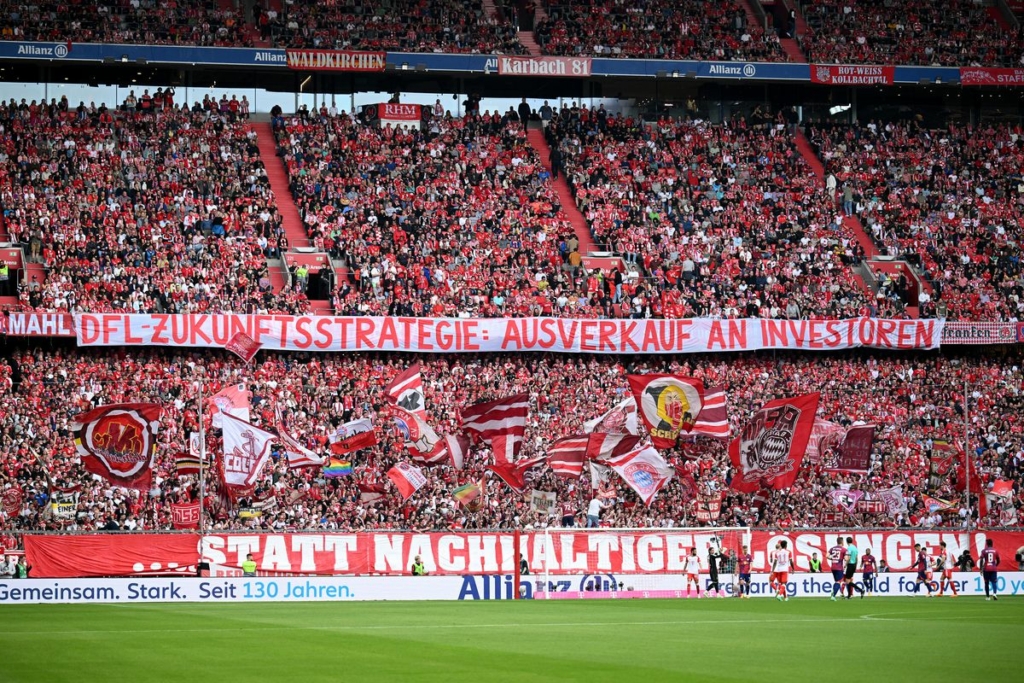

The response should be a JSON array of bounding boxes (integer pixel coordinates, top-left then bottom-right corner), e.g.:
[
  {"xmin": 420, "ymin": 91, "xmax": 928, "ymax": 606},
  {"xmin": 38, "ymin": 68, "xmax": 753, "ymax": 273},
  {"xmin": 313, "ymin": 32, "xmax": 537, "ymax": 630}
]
[{"xmin": 2, "ymin": 598, "xmax": 1019, "ymax": 683}]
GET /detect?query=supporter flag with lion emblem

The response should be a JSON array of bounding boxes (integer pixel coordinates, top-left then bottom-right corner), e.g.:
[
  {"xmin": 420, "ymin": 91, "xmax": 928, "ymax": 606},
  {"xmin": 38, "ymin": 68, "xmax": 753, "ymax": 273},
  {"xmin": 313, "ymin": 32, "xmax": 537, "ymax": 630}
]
[
  {"xmin": 72, "ymin": 403, "xmax": 163, "ymax": 490},
  {"xmin": 728, "ymin": 393, "xmax": 820, "ymax": 493},
  {"xmin": 627, "ymin": 375, "xmax": 705, "ymax": 449}
]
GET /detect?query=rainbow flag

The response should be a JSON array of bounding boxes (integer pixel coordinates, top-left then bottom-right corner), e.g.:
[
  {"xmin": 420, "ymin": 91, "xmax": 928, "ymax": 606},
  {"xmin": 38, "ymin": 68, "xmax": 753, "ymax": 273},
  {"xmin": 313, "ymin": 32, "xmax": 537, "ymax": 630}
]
[
  {"xmin": 324, "ymin": 458, "xmax": 353, "ymax": 478},
  {"xmin": 453, "ymin": 480, "xmax": 484, "ymax": 512}
]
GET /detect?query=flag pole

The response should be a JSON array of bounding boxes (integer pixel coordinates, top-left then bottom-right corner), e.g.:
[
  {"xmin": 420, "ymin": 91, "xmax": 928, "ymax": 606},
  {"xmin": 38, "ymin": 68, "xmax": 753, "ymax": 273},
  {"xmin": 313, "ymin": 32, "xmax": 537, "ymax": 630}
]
[
  {"xmin": 964, "ymin": 379, "xmax": 970, "ymax": 534},
  {"xmin": 199, "ymin": 380, "xmax": 206, "ymax": 534}
]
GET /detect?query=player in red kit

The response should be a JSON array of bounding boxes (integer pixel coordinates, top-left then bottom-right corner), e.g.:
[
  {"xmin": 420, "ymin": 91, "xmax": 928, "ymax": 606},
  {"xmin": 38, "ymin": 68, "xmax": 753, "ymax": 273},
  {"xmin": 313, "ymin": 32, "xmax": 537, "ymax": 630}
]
[
  {"xmin": 737, "ymin": 545, "xmax": 753, "ymax": 599},
  {"xmin": 979, "ymin": 538, "xmax": 1001, "ymax": 601},
  {"xmin": 772, "ymin": 540, "xmax": 793, "ymax": 602},
  {"xmin": 828, "ymin": 536, "xmax": 847, "ymax": 601}
]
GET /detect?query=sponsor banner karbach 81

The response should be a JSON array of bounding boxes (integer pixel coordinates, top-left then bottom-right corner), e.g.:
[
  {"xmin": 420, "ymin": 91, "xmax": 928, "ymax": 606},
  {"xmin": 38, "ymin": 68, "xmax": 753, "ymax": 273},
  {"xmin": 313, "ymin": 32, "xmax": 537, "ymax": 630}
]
[
  {"xmin": 68, "ymin": 314, "xmax": 944, "ymax": 353},
  {"xmin": 497, "ymin": 56, "xmax": 592, "ymax": 77}
]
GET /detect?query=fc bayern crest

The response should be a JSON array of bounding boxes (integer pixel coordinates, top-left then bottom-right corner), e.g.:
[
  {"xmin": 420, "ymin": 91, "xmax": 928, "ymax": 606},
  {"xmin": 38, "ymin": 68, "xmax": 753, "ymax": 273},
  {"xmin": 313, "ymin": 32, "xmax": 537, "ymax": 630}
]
[
  {"xmin": 624, "ymin": 461, "xmax": 658, "ymax": 494},
  {"xmin": 738, "ymin": 404, "xmax": 801, "ymax": 483}
]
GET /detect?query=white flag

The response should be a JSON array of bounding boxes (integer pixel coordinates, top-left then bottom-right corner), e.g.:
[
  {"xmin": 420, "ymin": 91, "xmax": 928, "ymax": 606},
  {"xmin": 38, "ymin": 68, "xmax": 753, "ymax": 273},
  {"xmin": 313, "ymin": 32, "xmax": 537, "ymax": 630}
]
[
  {"xmin": 605, "ymin": 445, "xmax": 675, "ymax": 506},
  {"xmin": 221, "ymin": 413, "xmax": 277, "ymax": 489},
  {"xmin": 584, "ymin": 397, "xmax": 639, "ymax": 435}
]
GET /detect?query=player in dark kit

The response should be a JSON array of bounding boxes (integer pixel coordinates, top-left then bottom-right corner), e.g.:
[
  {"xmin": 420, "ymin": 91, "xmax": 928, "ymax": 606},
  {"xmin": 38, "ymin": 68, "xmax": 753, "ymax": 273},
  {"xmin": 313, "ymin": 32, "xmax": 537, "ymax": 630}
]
[
  {"xmin": 913, "ymin": 543, "xmax": 935, "ymax": 596},
  {"xmin": 737, "ymin": 545, "xmax": 753, "ymax": 599},
  {"xmin": 828, "ymin": 536, "xmax": 847, "ymax": 601},
  {"xmin": 861, "ymin": 548, "xmax": 877, "ymax": 597},
  {"xmin": 979, "ymin": 538, "xmax": 1001, "ymax": 601}
]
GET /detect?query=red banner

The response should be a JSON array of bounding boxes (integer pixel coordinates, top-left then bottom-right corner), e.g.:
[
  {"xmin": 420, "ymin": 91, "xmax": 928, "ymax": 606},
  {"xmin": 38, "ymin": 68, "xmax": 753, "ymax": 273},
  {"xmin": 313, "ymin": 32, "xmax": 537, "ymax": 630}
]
[
  {"xmin": 19, "ymin": 530, "xmax": 1024, "ymax": 577},
  {"xmin": 497, "ymin": 56, "xmax": 592, "ymax": 77},
  {"xmin": 811, "ymin": 64, "xmax": 894, "ymax": 85},
  {"xmin": 24, "ymin": 534, "xmax": 200, "ymax": 577},
  {"xmin": 960, "ymin": 67, "xmax": 1024, "ymax": 86},
  {"xmin": 285, "ymin": 50, "xmax": 385, "ymax": 71},
  {"xmin": 171, "ymin": 503, "xmax": 201, "ymax": 530}
]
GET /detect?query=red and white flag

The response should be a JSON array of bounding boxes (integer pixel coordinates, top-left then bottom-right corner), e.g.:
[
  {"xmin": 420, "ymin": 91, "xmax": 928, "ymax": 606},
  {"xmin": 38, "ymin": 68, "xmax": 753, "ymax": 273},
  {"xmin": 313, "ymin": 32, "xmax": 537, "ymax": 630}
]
[
  {"xmin": 386, "ymin": 461, "xmax": 427, "ymax": 501},
  {"xmin": 385, "ymin": 363, "xmax": 429, "ymax": 417},
  {"xmin": 171, "ymin": 502, "xmax": 201, "ymax": 529},
  {"xmin": 604, "ymin": 445, "xmax": 675, "ymax": 506},
  {"xmin": 207, "ymin": 383, "xmax": 250, "ymax": 429},
  {"xmin": 691, "ymin": 385, "xmax": 730, "ymax": 439},
  {"xmin": 627, "ymin": 375, "xmax": 705, "ymax": 449},
  {"xmin": 586, "ymin": 433, "xmax": 642, "ymax": 462},
  {"xmin": 584, "ymin": 397, "xmax": 639, "ymax": 435},
  {"xmin": 729, "ymin": 392, "xmax": 820, "ymax": 493},
  {"xmin": 275, "ymin": 411, "xmax": 325, "ymax": 469},
  {"xmin": 445, "ymin": 434, "xmax": 470, "ymax": 470},
  {"xmin": 225, "ymin": 331, "xmax": 263, "ymax": 363},
  {"xmin": 460, "ymin": 394, "xmax": 529, "ymax": 465},
  {"xmin": 389, "ymin": 405, "xmax": 445, "ymax": 462},
  {"xmin": 72, "ymin": 403, "xmax": 163, "ymax": 490},
  {"xmin": 826, "ymin": 424, "xmax": 875, "ymax": 473},
  {"xmin": 2, "ymin": 486, "xmax": 23, "ymax": 518},
  {"xmin": 805, "ymin": 418, "xmax": 845, "ymax": 463},
  {"xmin": 487, "ymin": 455, "xmax": 546, "ymax": 495},
  {"xmin": 329, "ymin": 418, "xmax": 378, "ymax": 455},
  {"xmin": 546, "ymin": 435, "xmax": 590, "ymax": 478},
  {"xmin": 220, "ymin": 413, "xmax": 277, "ymax": 490},
  {"xmin": 358, "ymin": 482, "xmax": 387, "ymax": 504}
]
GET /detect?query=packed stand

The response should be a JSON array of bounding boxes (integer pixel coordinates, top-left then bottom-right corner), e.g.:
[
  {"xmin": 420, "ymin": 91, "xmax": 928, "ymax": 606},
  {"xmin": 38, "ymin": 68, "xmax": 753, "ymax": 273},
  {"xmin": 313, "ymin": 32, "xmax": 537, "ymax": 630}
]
[
  {"xmin": 0, "ymin": 0, "xmax": 253, "ymax": 46},
  {"xmin": 0, "ymin": 94, "xmax": 308, "ymax": 314},
  {"xmin": 800, "ymin": 0, "xmax": 1024, "ymax": 67},
  {"xmin": 545, "ymin": 104, "xmax": 883, "ymax": 319},
  {"xmin": 2, "ymin": 346, "xmax": 1021, "ymax": 535},
  {"xmin": 274, "ymin": 107, "xmax": 622, "ymax": 318},
  {"xmin": 259, "ymin": 0, "xmax": 526, "ymax": 54},
  {"xmin": 808, "ymin": 120, "xmax": 1024, "ymax": 321},
  {"xmin": 534, "ymin": 0, "xmax": 786, "ymax": 61}
]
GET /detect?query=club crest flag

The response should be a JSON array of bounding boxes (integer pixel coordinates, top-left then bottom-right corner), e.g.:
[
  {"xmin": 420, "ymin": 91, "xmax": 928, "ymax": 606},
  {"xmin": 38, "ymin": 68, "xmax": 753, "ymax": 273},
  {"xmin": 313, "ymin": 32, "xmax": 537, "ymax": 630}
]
[
  {"xmin": 627, "ymin": 375, "xmax": 705, "ymax": 449},
  {"xmin": 387, "ymin": 461, "xmax": 427, "ymax": 501},
  {"xmin": 208, "ymin": 383, "xmax": 250, "ymax": 429},
  {"xmin": 329, "ymin": 418, "xmax": 378, "ymax": 455},
  {"xmin": 2, "ymin": 486, "xmax": 23, "ymax": 517},
  {"xmin": 604, "ymin": 445, "xmax": 675, "ymax": 506},
  {"xmin": 225, "ymin": 331, "xmax": 263, "ymax": 363},
  {"xmin": 729, "ymin": 392, "xmax": 820, "ymax": 493},
  {"xmin": 877, "ymin": 484, "xmax": 907, "ymax": 516},
  {"xmin": 828, "ymin": 488, "xmax": 865, "ymax": 514},
  {"xmin": 530, "ymin": 489, "xmax": 557, "ymax": 516},
  {"xmin": 72, "ymin": 403, "xmax": 162, "ymax": 490},
  {"xmin": 584, "ymin": 397, "xmax": 639, "ymax": 435},
  {"xmin": 220, "ymin": 413, "xmax": 277, "ymax": 489},
  {"xmin": 171, "ymin": 502, "xmax": 201, "ymax": 529}
]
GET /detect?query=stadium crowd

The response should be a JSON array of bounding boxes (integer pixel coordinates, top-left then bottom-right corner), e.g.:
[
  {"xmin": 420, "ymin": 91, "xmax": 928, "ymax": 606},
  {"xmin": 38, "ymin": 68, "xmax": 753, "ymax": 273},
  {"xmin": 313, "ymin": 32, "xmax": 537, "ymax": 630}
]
[
  {"xmin": 534, "ymin": 0, "xmax": 785, "ymax": 61},
  {"xmin": 808, "ymin": 120, "xmax": 1024, "ymax": 322},
  {"xmin": 545, "ymin": 104, "xmax": 885, "ymax": 319},
  {"xmin": 800, "ymin": 0, "xmax": 1024, "ymax": 67},
  {"xmin": 0, "ymin": 95, "xmax": 308, "ymax": 314},
  {"xmin": 1, "ymin": 346, "xmax": 1021, "ymax": 538}
]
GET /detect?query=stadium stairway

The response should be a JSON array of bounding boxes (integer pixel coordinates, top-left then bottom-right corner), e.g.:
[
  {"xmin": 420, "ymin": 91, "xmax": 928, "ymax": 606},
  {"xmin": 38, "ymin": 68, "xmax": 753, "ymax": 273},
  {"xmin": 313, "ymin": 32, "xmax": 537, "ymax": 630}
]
[
  {"xmin": 267, "ymin": 257, "xmax": 288, "ymax": 295},
  {"xmin": 519, "ymin": 31, "xmax": 542, "ymax": 56},
  {"xmin": 525, "ymin": 128, "xmax": 597, "ymax": 254},
  {"xmin": 251, "ymin": 122, "xmax": 310, "ymax": 250}
]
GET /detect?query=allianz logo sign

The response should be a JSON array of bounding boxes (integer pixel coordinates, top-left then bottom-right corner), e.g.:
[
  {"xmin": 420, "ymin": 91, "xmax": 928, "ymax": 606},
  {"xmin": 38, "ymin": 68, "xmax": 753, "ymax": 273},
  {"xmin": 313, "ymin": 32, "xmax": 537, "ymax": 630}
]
[
  {"xmin": 707, "ymin": 63, "xmax": 757, "ymax": 78},
  {"xmin": 17, "ymin": 43, "xmax": 70, "ymax": 58}
]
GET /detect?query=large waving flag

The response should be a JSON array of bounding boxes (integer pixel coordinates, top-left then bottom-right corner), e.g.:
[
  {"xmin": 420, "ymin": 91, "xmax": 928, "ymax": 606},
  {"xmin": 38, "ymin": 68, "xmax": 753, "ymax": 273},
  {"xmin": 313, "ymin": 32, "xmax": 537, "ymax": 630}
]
[
  {"xmin": 324, "ymin": 458, "xmax": 354, "ymax": 478},
  {"xmin": 385, "ymin": 363, "xmax": 429, "ymax": 416},
  {"xmin": 387, "ymin": 462, "xmax": 427, "ymax": 501},
  {"xmin": 384, "ymin": 365, "xmax": 447, "ymax": 463},
  {"xmin": 220, "ymin": 413, "xmax": 277, "ymax": 491},
  {"xmin": 584, "ymin": 397, "xmax": 639, "ymax": 435},
  {"xmin": 546, "ymin": 434, "xmax": 590, "ymax": 478},
  {"xmin": 329, "ymin": 418, "xmax": 378, "ymax": 455},
  {"xmin": 207, "ymin": 383, "xmax": 250, "ymax": 429},
  {"xmin": 728, "ymin": 392, "xmax": 820, "ymax": 493},
  {"xmin": 460, "ymin": 394, "xmax": 530, "ymax": 465},
  {"xmin": 487, "ymin": 455, "xmax": 545, "ymax": 494},
  {"xmin": 691, "ymin": 385, "xmax": 730, "ymax": 439},
  {"xmin": 274, "ymin": 410, "xmax": 326, "ymax": 469},
  {"xmin": 805, "ymin": 418, "xmax": 845, "ymax": 463},
  {"xmin": 453, "ymin": 480, "xmax": 485, "ymax": 512},
  {"xmin": 72, "ymin": 403, "xmax": 162, "ymax": 490},
  {"xmin": 627, "ymin": 375, "xmax": 705, "ymax": 449},
  {"xmin": 445, "ymin": 434, "xmax": 471, "ymax": 470},
  {"xmin": 604, "ymin": 445, "xmax": 675, "ymax": 506}
]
